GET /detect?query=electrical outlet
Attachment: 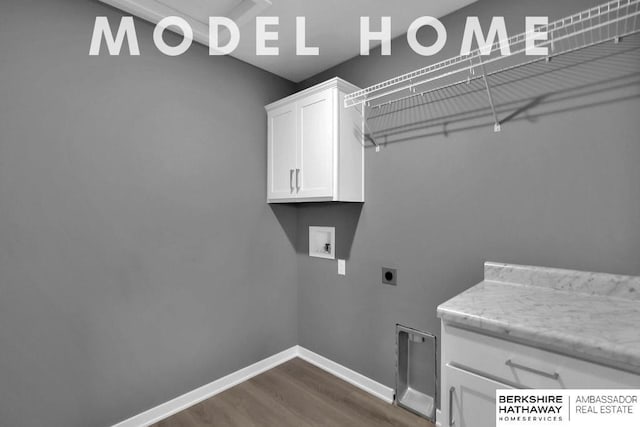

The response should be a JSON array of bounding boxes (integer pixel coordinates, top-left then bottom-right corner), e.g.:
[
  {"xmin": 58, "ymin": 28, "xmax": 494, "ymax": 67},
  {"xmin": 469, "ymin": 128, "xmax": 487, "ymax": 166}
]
[{"xmin": 382, "ymin": 267, "xmax": 397, "ymax": 286}]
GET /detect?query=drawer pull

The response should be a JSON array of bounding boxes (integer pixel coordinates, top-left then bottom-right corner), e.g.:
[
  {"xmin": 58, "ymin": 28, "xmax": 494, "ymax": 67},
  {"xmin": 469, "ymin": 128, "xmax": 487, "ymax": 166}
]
[
  {"xmin": 505, "ymin": 359, "xmax": 560, "ymax": 380},
  {"xmin": 449, "ymin": 386, "xmax": 455, "ymax": 426}
]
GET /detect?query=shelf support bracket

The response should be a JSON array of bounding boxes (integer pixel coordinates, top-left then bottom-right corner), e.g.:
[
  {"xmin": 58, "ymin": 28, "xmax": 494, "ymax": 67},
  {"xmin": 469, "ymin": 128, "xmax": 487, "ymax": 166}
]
[
  {"xmin": 479, "ymin": 60, "xmax": 502, "ymax": 132},
  {"xmin": 358, "ymin": 101, "xmax": 381, "ymax": 151}
]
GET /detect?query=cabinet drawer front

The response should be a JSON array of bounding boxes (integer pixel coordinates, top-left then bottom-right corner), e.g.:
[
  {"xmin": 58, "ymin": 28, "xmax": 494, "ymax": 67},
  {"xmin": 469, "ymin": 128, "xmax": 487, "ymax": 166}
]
[{"xmin": 443, "ymin": 324, "xmax": 640, "ymax": 389}]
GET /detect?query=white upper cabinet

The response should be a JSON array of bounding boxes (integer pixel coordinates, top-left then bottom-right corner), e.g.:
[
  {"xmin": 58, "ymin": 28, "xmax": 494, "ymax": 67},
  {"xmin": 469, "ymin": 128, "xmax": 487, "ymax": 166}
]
[{"xmin": 266, "ymin": 78, "xmax": 364, "ymax": 203}]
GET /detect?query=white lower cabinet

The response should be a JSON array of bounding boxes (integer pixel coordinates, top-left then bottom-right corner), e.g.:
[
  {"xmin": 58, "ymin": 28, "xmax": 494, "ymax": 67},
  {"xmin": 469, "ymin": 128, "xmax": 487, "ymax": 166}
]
[
  {"xmin": 440, "ymin": 322, "xmax": 640, "ymax": 426},
  {"xmin": 444, "ymin": 364, "xmax": 513, "ymax": 427}
]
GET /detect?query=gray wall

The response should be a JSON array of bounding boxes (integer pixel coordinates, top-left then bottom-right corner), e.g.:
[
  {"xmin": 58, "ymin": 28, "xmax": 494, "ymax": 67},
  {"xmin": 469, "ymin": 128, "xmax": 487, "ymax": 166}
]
[
  {"xmin": 0, "ymin": 1, "xmax": 297, "ymax": 426},
  {"xmin": 1, "ymin": 0, "xmax": 639, "ymax": 425},
  {"xmin": 296, "ymin": 0, "xmax": 640, "ymax": 392}
]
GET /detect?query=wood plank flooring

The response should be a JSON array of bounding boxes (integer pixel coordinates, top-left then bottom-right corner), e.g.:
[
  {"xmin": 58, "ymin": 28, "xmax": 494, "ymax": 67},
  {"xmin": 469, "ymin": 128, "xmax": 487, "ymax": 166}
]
[{"xmin": 151, "ymin": 358, "xmax": 434, "ymax": 427}]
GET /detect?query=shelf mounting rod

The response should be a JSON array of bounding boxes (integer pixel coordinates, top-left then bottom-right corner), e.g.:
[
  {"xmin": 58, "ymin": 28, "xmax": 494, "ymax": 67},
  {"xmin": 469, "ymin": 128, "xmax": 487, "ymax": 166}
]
[
  {"xmin": 479, "ymin": 59, "xmax": 502, "ymax": 132},
  {"xmin": 358, "ymin": 102, "xmax": 380, "ymax": 150}
]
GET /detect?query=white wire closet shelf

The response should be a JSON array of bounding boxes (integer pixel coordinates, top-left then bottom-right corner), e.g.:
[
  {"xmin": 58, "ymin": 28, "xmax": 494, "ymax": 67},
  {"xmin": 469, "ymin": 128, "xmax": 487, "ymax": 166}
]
[{"xmin": 344, "ymin": 0, "xmax": 640, "ymax": 137}]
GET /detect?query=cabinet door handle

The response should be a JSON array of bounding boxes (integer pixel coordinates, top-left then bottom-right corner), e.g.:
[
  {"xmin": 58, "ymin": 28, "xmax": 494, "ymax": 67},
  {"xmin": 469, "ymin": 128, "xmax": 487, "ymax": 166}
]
[
  {"xmin": 289, "ymin": 169, "xmax": 294, "ymax": 193},
  {"xmin": 295, "ymin": 168, "xmax": 300, "ymax": 192},
  {"xmin": 449, "ymin": 386, "xmax": 455, "ymax": 426},
  {"xmin": 505, "ymin": 359, "xmax": 560, "ymax": 380}
]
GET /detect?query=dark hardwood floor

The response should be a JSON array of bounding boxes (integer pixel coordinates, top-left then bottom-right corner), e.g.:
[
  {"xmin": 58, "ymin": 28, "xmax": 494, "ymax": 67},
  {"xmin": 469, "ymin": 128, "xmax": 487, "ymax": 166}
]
[{"xmin": 151, "ymin": 358, "xmax": 434, "ymax": 427}]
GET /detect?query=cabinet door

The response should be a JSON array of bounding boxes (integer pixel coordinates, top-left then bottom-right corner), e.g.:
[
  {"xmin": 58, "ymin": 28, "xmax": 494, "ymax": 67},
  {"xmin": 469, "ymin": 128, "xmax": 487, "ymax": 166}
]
[
  {"xmin": 443, "ymin": 364, "xmax": 513, "ymax": 427},
  {"xmin": 297, "ymin": 88, "xmax": 335, "ymax": 199},
  {"xmin": 267, "ymin": 103, "xmax": 297, "ymax": 201}
]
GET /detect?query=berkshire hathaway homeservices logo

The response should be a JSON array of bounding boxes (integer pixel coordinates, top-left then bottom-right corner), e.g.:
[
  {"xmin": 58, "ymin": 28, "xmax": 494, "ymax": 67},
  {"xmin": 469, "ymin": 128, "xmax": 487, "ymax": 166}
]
[
  {"xmin": 498, "ymin": 392, "xmax": 566, "ymax": 424},
  {"xmin": 497, "ymin": 390, "xmax": 640, "ymax": 427}
]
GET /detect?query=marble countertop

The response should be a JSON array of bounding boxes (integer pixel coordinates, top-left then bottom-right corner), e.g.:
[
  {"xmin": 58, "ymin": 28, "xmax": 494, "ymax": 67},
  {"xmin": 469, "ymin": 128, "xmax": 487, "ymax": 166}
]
[{"xmin": 437, "ymin": 263, "xmax": 640, "ymax": 374}]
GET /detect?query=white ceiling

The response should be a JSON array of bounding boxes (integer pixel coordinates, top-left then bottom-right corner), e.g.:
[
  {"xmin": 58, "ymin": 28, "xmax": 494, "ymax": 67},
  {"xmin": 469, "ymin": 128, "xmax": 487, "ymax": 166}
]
[{"xmin": 99, "ymin": 0, "xmax": 477, "ymax": 82}]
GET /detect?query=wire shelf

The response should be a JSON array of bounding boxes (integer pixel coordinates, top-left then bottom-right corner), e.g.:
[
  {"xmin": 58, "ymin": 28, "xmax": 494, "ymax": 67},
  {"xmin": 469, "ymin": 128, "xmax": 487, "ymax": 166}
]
[
  {"xmin": 344, "ymin": 0, "xmax": 640, "ymax": 125},
  {"xmin": 362, "ymin": 34, "xmax": 640, "ymax": 143}
]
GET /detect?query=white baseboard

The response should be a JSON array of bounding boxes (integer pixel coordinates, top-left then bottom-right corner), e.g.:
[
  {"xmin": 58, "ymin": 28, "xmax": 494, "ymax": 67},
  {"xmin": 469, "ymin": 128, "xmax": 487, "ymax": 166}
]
[
  {"xmin": 111, "ymin": 346, "xmax": 298, "ymax": 427},
  {"xmin": 296, "ymin": 346, "xmax": 395, "ymax": 403},
  {"xmin": 112, "ymin": 345, "xmax": 399, "ymax": 427},
  {"xmin": 436, "ymin": 408, "xmax": 442, "ymax": 427}
]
